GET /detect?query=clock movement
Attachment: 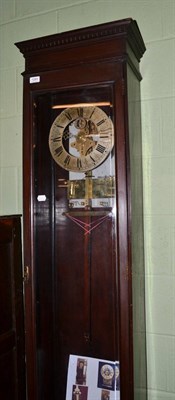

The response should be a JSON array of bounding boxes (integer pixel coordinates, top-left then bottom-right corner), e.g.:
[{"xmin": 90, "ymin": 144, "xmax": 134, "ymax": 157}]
[
  {"xmin": 49, "ymin": 105, "xmax": 114, "ymax": 172},
  {"xmin": 16, "ymin": 18, "xmax": 147, "ymax": 400}
]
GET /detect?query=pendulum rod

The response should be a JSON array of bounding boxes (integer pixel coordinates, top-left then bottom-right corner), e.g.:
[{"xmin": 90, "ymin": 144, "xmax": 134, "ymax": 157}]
[
  {"xmin": 85, "ymin": 171, "xmax": 93, "ymax": 209},
  {"xmin": 83, "ymin": 214, "xmax": 92, "ymax": 350},
  {"xmin": 83, "ymin": 171, "xmax": 92, "ymax": 349}
]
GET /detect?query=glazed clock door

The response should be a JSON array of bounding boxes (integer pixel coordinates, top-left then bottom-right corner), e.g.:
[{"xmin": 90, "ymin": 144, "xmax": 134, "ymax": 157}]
[{"xmin": 33, "ymin": 84, "xmax": 118, "ymax": 399}]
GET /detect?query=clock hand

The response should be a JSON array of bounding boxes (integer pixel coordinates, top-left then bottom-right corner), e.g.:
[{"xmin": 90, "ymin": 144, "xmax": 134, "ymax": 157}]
[
  {"xmin": 85, "ymin": 128, "xmax": 112, "ymax": 138},
  {"xmin": 85, "ymin": 133, "xmax": 110, "ymax": 138}
]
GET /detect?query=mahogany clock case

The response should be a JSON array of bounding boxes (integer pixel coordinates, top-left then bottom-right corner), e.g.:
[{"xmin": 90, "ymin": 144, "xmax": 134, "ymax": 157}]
[{"xmin": 16, "ymin": 18, "xmax": 147, "ymax": 400}]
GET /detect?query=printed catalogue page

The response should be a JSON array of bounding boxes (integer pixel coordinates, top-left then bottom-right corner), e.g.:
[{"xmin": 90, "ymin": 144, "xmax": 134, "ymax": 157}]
[{"xmin": 66, "ymin": 354, "xmax": 120, "ymax": 400}]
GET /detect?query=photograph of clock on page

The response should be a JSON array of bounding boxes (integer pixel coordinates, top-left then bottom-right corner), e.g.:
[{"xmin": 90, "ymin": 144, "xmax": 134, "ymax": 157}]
[{"xmin": 66, "ymin": 355, "xmax": 120, "ymax": 400}]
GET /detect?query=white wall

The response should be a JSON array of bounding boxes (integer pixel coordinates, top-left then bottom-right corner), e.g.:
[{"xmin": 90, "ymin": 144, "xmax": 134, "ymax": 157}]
[{"xmin": 0, "ymin": 1, "xmax": 175, "ymax": 399}]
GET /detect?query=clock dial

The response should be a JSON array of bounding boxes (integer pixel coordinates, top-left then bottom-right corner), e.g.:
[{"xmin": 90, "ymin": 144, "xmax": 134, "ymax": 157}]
[
  {"xmin": 101, "ymin": 364, "xmax": 114, "ymax": 380},
  {"xmin": 49, "ymin": 106, "xmax": 114, "ymax": 172}
]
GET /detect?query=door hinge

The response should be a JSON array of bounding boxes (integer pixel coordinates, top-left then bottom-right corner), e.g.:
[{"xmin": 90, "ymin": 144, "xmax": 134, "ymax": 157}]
[{"xmin": 23, "ymin": 265, "xmax": 30, "ymax": 283}]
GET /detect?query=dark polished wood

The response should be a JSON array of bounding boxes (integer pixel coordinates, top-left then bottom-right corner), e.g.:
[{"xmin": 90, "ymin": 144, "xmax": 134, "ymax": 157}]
[
  {"xmin": 16, "ymin": 18, "xmax": 147, "ymax": 400},
  {"xmin": 16, "ymin": 18, "xmax": 145, "ymax": 74},
  {"xmin": 0, "ymin": 216, "xmax": 26, "ymax": 400}
]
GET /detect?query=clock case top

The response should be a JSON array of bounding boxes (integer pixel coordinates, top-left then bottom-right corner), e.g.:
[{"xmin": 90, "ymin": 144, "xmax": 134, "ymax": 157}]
[
  {"xmin": 16, "ymin": 18, "xmax": 147, "ymax": 400},
  {"xmin": 16, "ymin": 18, "xmax": 145, "ymax": 74}
]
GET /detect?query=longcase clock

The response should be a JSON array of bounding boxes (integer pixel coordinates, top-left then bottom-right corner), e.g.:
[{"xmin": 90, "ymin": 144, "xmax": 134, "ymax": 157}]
[{"xmin": 16, "ymin": 18, "xmax": 147, "ymax": 400}]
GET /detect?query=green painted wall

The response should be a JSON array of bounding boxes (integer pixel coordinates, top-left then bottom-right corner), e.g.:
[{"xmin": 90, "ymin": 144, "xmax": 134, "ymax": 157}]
[{"xmin": 0, "ymin": 1, "xmax": 175, "ymax": 399}]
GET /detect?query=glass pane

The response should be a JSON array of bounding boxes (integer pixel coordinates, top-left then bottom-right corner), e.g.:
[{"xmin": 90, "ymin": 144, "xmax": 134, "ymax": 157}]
[{"xmin": 33, "ymin": 84, "xmax": 119, "ymax": 399}]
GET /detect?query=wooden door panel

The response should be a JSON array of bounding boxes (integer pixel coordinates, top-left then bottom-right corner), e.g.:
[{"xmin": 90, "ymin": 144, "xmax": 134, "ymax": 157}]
[
  {"xmin": 0, "ymin": 216, "xmax": 26, "ymax": 400},
  {"xmin": 0, "ymin": 350, "xmax": 17, "ymax": 399},
  {"xmin": 0, "ymin": 241, "xmax": 13, "ymax": 335}
]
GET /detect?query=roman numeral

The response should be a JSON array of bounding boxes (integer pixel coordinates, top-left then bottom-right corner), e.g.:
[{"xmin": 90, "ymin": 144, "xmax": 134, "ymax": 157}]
[
  {"xmin": 99, "ymin": 130, "xmax": 110, "ymax": 138},
  {"xmin": 52, "ymin": 136, "xmax": 61, "ymax": 142},
  {"xmin": 77, "ymin": 158, "xmax": 82, "ymax": 169},
  {"xmin": 89, "ymin": 108, "xmax": 95, "ymax": 119},
  {"xmin": 77, "ymin": 107, "xmax": 83, "ymax": 117},
  {"xmin": 55, "ymin": 123, "xmax": 64, "ymax": 128},
  {"xmin": 96, "ymin": 144, "xmax": 106, "ymax": 153},
  {"xmin": 64, "ymin": 155, "xmax": 71, "ymax": 166},
  {"xmin": 55, "ymin": 146, "xmax": 63, "ymax": 157},
  {"xmin": 65, "ymin": 112, "xmax": 72, "ymax": 121},
  {"xmin": 96, "ymin": 118, "xmax": 105, "ymax": 126},
  {"xmin": 90, "ymin": 155, "xmax": 96, "ymax": 163}
]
